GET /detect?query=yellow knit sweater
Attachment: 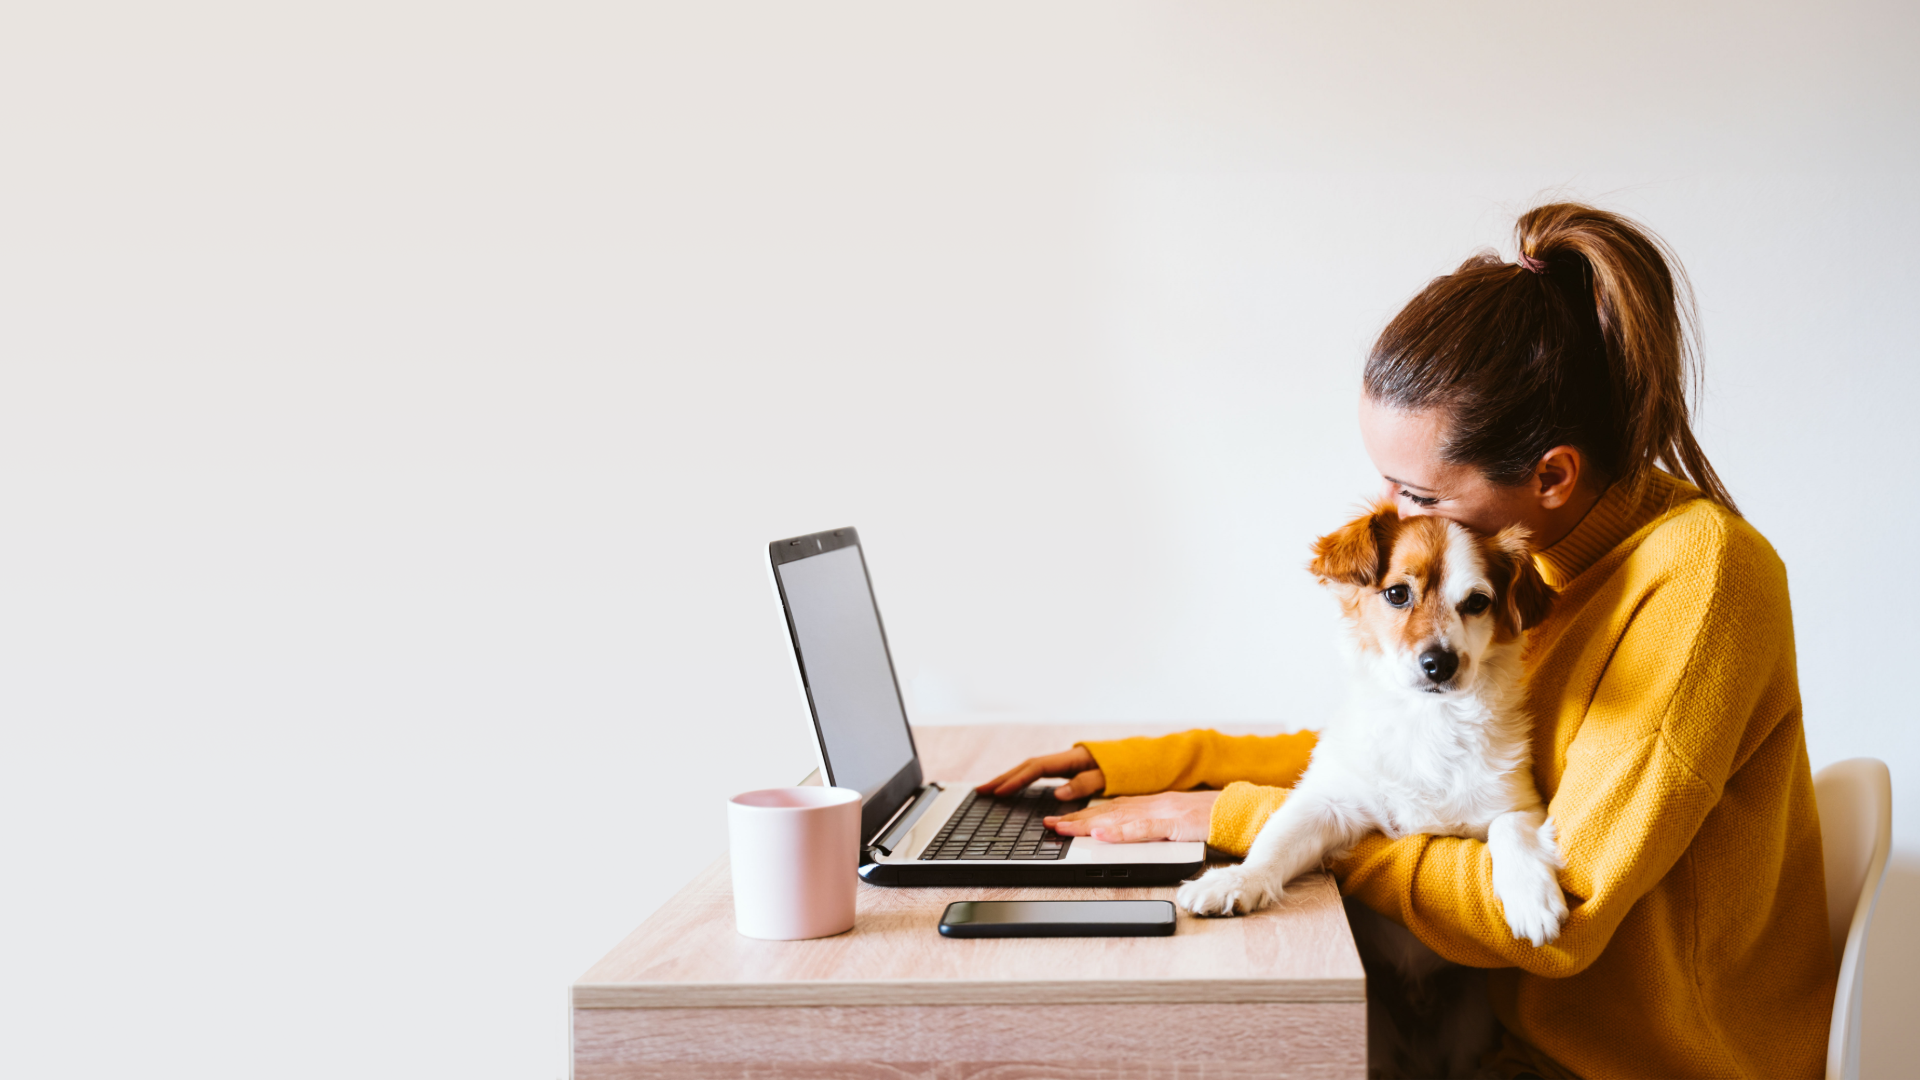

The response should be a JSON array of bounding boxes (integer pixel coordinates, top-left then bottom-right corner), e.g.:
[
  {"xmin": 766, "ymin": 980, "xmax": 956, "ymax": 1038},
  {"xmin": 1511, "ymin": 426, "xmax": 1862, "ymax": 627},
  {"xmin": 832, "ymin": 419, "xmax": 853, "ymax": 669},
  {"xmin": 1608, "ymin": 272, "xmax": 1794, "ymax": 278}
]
[{"xmin": 1082, "ymin": 471, "xmax": 1835, "ymax": 1079}]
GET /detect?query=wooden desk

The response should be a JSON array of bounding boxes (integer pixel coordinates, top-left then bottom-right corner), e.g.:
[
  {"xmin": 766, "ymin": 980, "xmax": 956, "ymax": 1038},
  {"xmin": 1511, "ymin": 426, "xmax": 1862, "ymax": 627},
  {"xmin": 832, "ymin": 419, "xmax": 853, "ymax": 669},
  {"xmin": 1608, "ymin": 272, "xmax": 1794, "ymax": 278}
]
[{"xmin": 573, "ymin": 723, "xmax": 1366, "ymax": 1079}]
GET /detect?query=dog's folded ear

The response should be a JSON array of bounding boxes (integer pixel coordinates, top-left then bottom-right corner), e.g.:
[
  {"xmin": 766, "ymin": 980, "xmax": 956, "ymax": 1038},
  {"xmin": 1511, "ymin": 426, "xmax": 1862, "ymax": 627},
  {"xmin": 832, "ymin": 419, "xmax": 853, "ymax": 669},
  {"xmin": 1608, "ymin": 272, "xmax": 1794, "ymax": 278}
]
[
  {"xmin": 1310, "ymin": 501, "xmax": 1399, "ymax": 587},
  {"xmin": 1490, "ymin": 525, "xmax": 1556, "ymax": 633}
]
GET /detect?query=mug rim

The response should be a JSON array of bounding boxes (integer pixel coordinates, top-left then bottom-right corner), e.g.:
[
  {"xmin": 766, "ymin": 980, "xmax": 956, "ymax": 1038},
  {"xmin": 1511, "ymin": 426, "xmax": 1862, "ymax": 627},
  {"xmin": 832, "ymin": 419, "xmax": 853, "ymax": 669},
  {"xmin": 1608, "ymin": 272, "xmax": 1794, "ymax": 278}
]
[{"xmin": 729, "ymin": 785, "xmax": 861, "ymax": 811}]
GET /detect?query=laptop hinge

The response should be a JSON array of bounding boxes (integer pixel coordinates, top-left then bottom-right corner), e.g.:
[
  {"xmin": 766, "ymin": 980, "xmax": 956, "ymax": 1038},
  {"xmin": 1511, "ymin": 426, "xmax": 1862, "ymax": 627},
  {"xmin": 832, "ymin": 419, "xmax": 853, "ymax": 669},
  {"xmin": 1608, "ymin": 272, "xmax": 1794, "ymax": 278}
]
[{"xmin": 868, "ymin": 783, "xmax": 944, "ymax": 856}]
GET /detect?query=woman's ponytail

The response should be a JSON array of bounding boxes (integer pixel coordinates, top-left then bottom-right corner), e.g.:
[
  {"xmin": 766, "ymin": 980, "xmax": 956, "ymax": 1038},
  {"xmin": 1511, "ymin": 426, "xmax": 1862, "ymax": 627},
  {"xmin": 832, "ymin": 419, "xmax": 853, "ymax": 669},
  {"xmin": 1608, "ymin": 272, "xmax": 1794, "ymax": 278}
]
[{"xmin": 1365, "ymin": 202, "xmax": 1738, "ymax": 514}]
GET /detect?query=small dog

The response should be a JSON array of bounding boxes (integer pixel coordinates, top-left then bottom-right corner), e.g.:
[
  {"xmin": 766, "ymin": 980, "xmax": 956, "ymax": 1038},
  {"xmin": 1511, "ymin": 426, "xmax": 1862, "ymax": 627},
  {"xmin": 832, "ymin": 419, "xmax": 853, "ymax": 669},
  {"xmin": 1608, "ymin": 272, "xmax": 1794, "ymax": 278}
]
[{"xmin": 1177, "ymin": 500, "xmax": 1566, "ymax": 950}]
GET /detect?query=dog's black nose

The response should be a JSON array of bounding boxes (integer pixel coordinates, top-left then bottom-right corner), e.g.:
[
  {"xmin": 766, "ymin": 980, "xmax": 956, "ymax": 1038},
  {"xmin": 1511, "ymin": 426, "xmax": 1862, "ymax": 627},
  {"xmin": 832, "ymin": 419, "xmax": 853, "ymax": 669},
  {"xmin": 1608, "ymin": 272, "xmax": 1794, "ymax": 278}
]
[{"xmin": 1419, "ymin": 648, "xmax": 1459, "ymax": 683}]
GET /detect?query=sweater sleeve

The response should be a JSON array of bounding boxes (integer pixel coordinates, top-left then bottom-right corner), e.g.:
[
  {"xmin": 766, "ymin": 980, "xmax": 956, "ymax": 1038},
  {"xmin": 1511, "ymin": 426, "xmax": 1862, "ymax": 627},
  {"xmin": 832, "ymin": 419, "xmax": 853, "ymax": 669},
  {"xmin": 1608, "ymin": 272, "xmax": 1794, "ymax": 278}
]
[
  {"xmin": 1077, "ymin": 729, "xmax": 1318, "ymax": 796},
  {"xmin": 1207, "ymin": 781, "xmax": 1292, "ymax": 855},
  {"xmin": 1337, "ymin": 519, "xmax": 1794, "ymax": 978}
]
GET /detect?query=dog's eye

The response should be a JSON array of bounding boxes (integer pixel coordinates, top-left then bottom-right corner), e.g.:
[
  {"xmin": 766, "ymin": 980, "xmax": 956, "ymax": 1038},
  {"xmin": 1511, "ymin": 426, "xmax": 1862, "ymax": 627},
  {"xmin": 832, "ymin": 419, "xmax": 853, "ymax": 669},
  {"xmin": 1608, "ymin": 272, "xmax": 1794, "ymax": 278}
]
[
  {"xmin": 1460, "ymin": 594, "xmax": 1492, "ymax": 616},
  {"xmin": 1383, "ymin": 584, "xmax": 1411, "ymax": 608}
]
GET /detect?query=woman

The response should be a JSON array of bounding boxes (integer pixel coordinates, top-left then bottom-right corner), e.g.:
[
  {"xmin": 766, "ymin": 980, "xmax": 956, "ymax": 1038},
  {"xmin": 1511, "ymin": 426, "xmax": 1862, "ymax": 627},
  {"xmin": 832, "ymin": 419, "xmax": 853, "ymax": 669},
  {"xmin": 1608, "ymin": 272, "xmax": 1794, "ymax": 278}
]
[{"xmin": 981, "ymin": 204, "xmax": 1836, "ymax": 1078}]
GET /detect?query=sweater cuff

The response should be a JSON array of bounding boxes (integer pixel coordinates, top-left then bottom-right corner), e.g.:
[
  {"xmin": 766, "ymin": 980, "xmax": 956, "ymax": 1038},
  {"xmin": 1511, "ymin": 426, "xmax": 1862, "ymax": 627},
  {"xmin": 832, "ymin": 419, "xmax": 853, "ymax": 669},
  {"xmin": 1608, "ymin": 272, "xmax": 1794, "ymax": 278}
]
[
  {"xmin": 1077, "ymin": 739, "xmax": 1155, "ymax": 796},
  {"xmin": 1206, "ymin": 782, "xmax": 1291, "ymax": 856}
]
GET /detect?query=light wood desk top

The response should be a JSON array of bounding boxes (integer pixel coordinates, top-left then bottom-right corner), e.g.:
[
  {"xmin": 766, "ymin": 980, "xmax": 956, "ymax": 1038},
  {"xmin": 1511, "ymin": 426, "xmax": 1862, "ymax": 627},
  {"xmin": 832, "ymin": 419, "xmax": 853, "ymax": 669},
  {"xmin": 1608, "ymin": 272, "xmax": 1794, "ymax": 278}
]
[{"xmin": 575, "ymin": 723, "xmax": 1364, "ymax": 1011}]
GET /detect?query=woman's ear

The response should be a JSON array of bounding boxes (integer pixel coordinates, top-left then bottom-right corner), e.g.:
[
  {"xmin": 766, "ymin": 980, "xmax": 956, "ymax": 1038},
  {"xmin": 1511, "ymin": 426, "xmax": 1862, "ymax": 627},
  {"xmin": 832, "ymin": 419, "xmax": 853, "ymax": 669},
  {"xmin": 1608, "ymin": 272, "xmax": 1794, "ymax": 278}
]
[
  {"xmin": 1490, "ymin": 525, "xmax": 1555, "ymax": 632},
  {"xmin": 1533, "ymin": 445, "xmax": 1585, "ymax": 511},
  {"xmin": 1310, "ymin": 502, "xmax": 1398, "ymax": 587}
]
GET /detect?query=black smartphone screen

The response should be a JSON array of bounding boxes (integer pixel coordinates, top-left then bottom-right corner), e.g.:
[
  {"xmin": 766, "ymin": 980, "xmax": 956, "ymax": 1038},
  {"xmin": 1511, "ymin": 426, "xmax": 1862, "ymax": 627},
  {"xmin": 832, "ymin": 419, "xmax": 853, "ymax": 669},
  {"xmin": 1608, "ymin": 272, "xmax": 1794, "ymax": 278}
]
[{"xmin": 937, "ymin": 899, "xmax": 1177, "ymax": 938}]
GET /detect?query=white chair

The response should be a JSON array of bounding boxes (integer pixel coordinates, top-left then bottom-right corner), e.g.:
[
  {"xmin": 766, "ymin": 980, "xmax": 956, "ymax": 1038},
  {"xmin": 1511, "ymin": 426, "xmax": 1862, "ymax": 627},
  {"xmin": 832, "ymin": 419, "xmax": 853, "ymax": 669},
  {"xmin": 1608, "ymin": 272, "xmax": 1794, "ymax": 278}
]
[{"xmin": 1813, "ymin": 758, "xmax": 1892, "ymax": 1080}]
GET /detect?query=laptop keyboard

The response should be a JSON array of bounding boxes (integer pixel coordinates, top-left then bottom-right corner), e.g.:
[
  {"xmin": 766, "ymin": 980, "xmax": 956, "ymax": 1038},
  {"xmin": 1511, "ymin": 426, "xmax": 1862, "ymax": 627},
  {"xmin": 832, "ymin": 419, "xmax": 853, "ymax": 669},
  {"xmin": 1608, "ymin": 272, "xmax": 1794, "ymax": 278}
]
[{"xmin": 918, "ymin": 786, "xmax": 1085, "ymax": 860}]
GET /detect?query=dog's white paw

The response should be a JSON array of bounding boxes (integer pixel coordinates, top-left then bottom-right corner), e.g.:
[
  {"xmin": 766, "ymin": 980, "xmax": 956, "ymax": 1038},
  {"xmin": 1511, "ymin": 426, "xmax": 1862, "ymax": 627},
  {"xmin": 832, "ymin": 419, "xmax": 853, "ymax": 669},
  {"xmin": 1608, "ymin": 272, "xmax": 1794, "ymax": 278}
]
[
  {"xmin": 1175, "ymin": 865, "xmax": 1281, "ymax": 917},
  {"xmin": 1498, "ymin": 877, "xmax": 1568, "ymax": 947},
  {"xmin": 1491, "ymin": 817, "xmax": 1568, "ymax": 947}
]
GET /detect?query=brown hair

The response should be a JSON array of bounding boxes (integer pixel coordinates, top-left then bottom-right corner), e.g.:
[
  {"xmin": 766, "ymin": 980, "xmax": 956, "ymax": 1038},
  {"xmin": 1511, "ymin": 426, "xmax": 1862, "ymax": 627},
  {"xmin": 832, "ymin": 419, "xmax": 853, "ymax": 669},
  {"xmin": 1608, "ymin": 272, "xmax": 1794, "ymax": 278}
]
[{"xmin": 1363, "ymin": 202, "xmax": 1736, "ymax": 513}]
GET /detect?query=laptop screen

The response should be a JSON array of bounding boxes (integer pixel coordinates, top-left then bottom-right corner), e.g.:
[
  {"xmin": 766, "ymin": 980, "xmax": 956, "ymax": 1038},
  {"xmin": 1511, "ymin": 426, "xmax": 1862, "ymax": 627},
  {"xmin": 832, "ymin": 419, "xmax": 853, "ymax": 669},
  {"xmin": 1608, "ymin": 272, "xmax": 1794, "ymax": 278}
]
[{"xmin": 772, "ymin": 541, "xmax": 917, "ymax": 802}]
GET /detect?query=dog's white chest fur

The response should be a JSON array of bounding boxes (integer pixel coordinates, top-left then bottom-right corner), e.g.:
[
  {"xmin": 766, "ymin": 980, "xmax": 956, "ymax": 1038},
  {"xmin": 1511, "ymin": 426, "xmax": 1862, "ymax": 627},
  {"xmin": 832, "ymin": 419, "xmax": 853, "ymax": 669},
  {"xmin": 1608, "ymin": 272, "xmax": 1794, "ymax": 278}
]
[{"xmin": 1321, "ymin": 657, "xmax": 1536, "ymax": 843}]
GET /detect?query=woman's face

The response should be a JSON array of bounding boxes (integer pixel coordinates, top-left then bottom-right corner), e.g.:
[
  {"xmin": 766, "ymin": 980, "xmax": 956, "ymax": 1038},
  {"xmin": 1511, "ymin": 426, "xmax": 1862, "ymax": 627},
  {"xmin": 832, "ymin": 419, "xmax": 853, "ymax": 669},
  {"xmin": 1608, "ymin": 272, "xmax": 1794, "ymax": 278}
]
[{"xmin": 1357, "ymin": 395, "xmax": 1558, "ymax": 540}]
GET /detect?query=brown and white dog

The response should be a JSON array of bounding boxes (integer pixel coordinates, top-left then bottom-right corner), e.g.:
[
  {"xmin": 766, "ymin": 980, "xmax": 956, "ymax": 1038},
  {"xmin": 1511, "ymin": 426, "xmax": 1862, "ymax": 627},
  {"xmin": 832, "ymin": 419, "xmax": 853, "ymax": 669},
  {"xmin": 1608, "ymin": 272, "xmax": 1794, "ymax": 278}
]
[{"xmin": 1177, "ymin": 501, "xmax": 1566, "ymax": 952}]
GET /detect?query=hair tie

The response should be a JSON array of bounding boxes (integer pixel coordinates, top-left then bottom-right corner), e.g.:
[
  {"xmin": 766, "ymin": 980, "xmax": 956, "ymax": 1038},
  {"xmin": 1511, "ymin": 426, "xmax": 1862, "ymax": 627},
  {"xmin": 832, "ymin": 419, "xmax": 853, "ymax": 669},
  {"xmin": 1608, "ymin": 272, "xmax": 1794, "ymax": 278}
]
[{"xmin": 1516, "ymin": 251, "xmax": 1548, "ymax": 274}]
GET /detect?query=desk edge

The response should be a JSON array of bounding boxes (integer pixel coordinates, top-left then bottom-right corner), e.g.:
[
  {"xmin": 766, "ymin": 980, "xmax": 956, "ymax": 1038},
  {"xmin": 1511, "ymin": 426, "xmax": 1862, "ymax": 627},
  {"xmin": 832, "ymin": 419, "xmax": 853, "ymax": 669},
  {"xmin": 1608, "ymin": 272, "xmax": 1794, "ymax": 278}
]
[{"xmin": 571, "ymin": 977, "xmax": 1366, "ymax": 1009}]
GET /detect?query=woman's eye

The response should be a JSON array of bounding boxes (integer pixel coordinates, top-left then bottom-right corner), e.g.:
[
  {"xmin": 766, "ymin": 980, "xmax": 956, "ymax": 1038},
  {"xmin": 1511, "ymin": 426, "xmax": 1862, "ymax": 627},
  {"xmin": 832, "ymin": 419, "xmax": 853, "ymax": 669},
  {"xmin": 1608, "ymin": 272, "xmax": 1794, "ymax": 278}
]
[
  {"xmin": 1399, "ymin": 489, "xmax": 1439, "ymax": 508},
  {"xmin": 1461, "ymin": 594, "xmax": 1492, "ymax": 616},
  {"xmin": 1383, "ymin": 585, "xmax": 1411, "ymax": 608}
]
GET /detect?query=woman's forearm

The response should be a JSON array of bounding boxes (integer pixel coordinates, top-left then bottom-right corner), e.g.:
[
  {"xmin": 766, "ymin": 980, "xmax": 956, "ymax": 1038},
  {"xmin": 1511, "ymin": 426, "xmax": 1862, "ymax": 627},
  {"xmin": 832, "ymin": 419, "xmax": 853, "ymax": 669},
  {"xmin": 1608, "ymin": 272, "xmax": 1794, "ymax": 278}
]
[{"xmin": 1080, "ymin": 729, "xmax": 1318, "ymax": 796}]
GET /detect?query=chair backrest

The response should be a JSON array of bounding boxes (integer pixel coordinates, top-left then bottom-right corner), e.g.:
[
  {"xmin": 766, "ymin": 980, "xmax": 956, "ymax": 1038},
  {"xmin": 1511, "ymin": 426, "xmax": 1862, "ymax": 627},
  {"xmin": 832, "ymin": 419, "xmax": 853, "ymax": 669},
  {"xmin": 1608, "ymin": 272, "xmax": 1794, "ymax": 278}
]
[{"xmin": 1812, "ymin": 758, "xmax": 1891, "ymax": 1080}]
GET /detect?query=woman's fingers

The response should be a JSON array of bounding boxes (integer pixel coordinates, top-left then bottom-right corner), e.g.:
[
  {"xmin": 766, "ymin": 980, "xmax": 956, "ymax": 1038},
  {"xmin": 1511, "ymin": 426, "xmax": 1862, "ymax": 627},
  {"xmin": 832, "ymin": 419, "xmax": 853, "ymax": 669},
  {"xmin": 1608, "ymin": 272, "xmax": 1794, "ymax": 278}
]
[
  {"xmin": 1046, "ymin": 804, "xmax": 1170, "ymax": 842},
  {"xmin": 1042, "ymin": 814, "xmax": 1104, "ymax": 836},
  {"xmin": 977, "ymin": 761, "xmax": 1046, "ymax": 796},
  {"xmin": 975, "ymin": 747, "xmax": 1095, "ymax": 796},
  {"xmin": 1042, "ymin": 791, "xmax": 1220, "ymax": 844},
  {"xmin": 1043, "ymin": 798, "xmax": 1140, "ymax": 835},
  {"xmin": 1045, "ymin": 799, "xmax": 1126, "ymax": 824},
  {"xmin": 1053, "ymin": 768, "xmax": 1106, "ymax": 800},
  {"xmin": 1094, "ymin": 815, "xmax": 1174, "ymax": 843},
  {"xmin": 977, "ymin": 754, "xmax": 1060, "ymax": 794}
]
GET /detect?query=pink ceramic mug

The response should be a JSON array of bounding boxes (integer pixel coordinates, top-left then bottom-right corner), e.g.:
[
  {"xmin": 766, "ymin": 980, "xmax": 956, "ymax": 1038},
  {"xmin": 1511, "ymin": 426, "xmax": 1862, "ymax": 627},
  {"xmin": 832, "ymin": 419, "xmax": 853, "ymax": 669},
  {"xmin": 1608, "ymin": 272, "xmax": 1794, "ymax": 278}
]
[{"xmin": 727, "ymin": 786, "xmax": 861, "ymax": 940}]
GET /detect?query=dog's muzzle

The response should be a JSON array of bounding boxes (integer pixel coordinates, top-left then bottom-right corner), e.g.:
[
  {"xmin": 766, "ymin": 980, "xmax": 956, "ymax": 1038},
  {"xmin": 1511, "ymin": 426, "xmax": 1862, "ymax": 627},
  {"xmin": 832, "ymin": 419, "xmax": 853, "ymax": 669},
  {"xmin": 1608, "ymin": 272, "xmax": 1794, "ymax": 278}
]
[{"xmin": 1419, "ymin": 647, "xmax": 1459, "ymax": 686}]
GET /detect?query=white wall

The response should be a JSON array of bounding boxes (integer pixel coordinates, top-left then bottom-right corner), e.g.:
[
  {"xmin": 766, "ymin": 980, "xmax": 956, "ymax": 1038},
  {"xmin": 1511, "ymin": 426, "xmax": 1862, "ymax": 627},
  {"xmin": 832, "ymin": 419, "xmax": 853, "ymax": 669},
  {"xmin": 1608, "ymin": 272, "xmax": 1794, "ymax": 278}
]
[{"xmin": 4, "ymin": 3, "xmax": 1915, "ymax": 1077}]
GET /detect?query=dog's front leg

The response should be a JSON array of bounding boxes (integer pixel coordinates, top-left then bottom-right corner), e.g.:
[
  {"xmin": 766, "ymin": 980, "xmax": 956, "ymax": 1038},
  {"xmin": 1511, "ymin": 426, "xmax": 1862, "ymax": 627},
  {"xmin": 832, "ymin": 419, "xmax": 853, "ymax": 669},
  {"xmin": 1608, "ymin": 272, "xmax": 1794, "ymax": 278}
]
[
  {"xmin": 1485, "ymin": 806, "xmax": 1567, "ymax": 946},
  {"xmin": 1176, "ymin": 789, "xmax": 1363, "ymax": 917}
]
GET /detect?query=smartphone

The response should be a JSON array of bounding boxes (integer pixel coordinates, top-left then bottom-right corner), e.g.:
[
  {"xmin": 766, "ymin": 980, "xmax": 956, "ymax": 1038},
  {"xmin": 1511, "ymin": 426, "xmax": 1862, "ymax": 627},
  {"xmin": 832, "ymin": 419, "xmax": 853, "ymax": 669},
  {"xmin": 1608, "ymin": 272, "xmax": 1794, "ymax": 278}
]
[{"xmin": 937, "ymin": 899, "xmax": 1177, "ymax": 938}]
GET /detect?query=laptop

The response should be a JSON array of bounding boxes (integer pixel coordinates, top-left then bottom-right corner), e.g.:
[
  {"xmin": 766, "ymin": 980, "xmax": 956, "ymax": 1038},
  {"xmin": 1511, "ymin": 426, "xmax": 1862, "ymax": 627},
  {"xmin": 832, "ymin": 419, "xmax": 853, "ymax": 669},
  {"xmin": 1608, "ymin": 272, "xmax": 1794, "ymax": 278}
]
[{"xmin": 767, "ymin": 526, "xmax": 1206, "ymax": 887}]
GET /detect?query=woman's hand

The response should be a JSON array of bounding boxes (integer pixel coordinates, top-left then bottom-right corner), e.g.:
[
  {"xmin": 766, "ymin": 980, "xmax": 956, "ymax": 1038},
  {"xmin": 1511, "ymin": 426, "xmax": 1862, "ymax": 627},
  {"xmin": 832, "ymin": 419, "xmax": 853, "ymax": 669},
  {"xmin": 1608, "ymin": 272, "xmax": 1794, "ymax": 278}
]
[
  {"xmin": 977, "ymin": 746, "xmax": 1106, "ymax": 800},
  {"xmin": 1044, "ymin": 790, "xmax": 1219, "ymax": 844}
]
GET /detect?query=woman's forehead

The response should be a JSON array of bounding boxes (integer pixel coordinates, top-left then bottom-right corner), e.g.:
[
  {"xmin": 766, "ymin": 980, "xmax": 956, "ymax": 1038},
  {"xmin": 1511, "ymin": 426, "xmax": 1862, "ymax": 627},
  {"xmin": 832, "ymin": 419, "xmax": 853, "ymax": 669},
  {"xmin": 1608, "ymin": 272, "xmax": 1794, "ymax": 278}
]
[{"xmin": 1358, "ymin": 397, "xmax": 1451, "ymax": 486}]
